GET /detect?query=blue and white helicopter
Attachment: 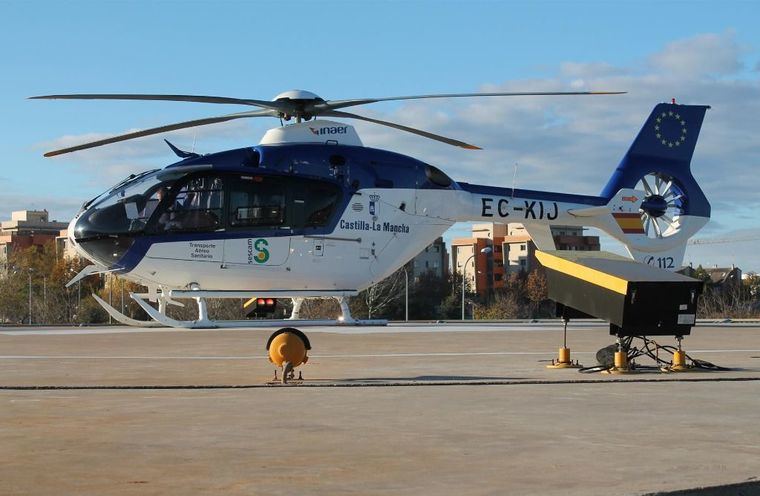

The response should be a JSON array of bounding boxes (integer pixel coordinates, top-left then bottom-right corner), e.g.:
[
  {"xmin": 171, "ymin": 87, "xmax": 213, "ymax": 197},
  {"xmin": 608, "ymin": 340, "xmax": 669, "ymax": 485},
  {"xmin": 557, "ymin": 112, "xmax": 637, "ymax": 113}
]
[{"xmin": 35, "ymin": 90, "xmax": 710, "ymax": 376}]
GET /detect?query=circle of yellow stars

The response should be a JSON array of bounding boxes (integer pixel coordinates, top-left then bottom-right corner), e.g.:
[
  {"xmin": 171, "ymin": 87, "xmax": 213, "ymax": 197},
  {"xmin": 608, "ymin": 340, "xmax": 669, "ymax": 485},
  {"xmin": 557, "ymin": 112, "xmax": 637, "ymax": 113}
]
[{"xmin": 654, "ymin": 111, "xmax": 687, "ymax": 148}]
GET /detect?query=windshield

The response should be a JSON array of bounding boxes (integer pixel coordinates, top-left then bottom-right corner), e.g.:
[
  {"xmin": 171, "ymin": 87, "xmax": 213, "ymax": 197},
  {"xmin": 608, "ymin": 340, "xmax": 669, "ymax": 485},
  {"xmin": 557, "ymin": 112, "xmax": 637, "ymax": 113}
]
[{"xmin": 73, "ymin": 171, "xmax": 177, "ymax": 239}]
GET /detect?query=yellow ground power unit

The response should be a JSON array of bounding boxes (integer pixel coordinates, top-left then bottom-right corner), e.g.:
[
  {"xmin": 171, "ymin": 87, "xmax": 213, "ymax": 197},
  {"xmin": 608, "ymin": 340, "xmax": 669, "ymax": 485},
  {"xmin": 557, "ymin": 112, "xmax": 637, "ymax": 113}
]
[{"xmin": 535, "ymin": 251, "xmax": 703, "ymax": 337}]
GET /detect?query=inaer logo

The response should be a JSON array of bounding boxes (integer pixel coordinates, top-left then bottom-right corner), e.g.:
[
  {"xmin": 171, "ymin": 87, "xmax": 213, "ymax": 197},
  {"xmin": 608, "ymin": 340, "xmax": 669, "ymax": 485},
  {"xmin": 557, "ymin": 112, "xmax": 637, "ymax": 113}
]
[
  {"xmin": 247, "ymin": 238, "xmax": 270, "ymax": 264},
  {"xmin": 309, "ymin": 126, "xmax": 349, "ymax": 136}
]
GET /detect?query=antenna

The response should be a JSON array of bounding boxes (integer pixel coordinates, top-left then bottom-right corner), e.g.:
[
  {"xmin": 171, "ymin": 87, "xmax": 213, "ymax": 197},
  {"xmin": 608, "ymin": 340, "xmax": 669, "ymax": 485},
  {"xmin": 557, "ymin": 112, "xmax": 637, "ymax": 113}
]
[
  {"xmin": 191, "ymin": 131, "xmax": 197, "ymax": 154},
  {"xmin": 511, "ymin": 162, "xmax": 519, "ymax": 198}
]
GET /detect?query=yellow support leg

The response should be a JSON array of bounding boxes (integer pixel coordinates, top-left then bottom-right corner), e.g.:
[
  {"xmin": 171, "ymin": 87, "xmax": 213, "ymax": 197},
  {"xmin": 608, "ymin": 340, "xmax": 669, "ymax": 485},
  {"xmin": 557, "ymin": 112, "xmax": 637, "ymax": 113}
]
[
  {"xmin": 546, "ymin": 320, "xmax": 583, "ymax": 369},
  {"xmin": 546, "ymin": 346, "xmax": 583, "ymax": 368},
  {"xmin": 663, "ymin": 337, "xmax": 694, "ymax": 372},
  {"xmin": 604, "ymin": 341, "xmax": 637, "ymax": 374}
]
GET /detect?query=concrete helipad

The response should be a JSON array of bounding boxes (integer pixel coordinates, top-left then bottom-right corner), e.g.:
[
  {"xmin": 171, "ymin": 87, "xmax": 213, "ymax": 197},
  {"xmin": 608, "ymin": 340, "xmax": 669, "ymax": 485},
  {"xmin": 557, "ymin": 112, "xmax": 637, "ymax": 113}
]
[{"xmin": 1, "ymin": 321, "xmax": 759, "ymax": 495}]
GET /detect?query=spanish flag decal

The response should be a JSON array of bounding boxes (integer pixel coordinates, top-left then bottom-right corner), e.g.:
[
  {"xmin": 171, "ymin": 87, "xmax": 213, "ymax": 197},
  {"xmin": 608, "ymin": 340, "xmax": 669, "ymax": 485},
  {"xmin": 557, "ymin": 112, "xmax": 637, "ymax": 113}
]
[{"xmin": 612, "ymin": 212, "xmax": 645, "ymax": 234}]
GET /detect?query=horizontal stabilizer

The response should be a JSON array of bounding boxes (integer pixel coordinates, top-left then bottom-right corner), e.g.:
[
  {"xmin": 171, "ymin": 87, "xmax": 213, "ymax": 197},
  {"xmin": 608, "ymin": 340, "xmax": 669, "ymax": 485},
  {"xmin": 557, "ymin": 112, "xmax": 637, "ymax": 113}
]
[{"xmin": 567, "ymin": 205, "xmax": 611, "ymax": 217}]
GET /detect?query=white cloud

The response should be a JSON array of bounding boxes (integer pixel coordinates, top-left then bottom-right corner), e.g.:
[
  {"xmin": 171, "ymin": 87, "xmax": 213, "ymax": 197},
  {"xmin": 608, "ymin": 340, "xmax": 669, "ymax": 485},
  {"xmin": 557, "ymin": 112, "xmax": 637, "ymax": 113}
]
[
  {"xmin": 351, "ymin": 33, "xmax": 759, "ymax": 208},
  {"xmin": 351, "ymin": 33, "xmax": 759, "ymax": 269},
  {"xmin": 37, "ymin": 118, "xmax": 254, "ymax": 161},
  {"xmin": 648, "ymin": 32, "xmax": 743, "ymax": 77},
  {"xmin": 33, "ymin": 118, "xmax": 260, "ymax": 189},
  {"xmin": 560, "ymin": 61, "xmax": 627, "ymax": 79}
]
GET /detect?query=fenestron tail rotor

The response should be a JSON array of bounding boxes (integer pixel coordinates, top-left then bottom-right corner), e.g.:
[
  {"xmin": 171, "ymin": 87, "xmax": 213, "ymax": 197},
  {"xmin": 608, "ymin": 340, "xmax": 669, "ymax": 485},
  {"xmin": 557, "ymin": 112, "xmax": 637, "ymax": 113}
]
[
  {"xmin": 637, "ymin": 172, "xmax": 686, "ymax": 239},
  {"xmin": 31, "ymin": 89, "xmax": 625, "ymax": 156}
]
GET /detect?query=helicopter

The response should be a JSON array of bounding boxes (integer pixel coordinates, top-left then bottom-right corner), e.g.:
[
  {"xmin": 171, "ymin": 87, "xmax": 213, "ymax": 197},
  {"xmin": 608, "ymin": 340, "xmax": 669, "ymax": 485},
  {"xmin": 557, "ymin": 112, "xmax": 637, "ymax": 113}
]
[{"xmin": 33, "ymin": 90, "xmax": 711, "ymax": 380}]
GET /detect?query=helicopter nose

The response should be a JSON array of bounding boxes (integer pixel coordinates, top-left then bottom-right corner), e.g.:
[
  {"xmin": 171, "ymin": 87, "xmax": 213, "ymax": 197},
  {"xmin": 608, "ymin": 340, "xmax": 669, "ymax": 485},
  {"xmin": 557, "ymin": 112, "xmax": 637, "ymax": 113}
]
[
  {"xmin": 71, "ymin": 212, "xmax": 135, "ymax": 268},
  {"xmin": 67, "ymin": 216, "xmax": 89, "ymax": 260}
]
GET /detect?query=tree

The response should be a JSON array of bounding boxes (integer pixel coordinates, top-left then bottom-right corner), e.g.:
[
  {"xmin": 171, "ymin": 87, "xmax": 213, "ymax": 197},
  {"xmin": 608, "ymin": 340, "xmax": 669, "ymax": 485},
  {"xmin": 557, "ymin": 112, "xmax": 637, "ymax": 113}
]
[
  {"xmin": 473, "ymin": 289, "xmax": 528, "ymax": 319},
  {"xmin": 1, "ymin": 243, "xmax": 105, "ymax": 324},
  {"xmin": 296, "ymin": 298, "xmax": 341, "ymax": 320},
  {"xmin": 691, "ymin": 265, "xmax": 712, "ymax": 283},
  {"xmin": 405, "ymin": 270, "xmax": 452, "ymax": 320},
  {"xmin": 351, "ymin": 268, "xmax": 405, "ymax": 320},
  {"xmin": 526, "ymin": 268, "xmax": 548, "ymax": 318},
  {"xmin": 744, "ymin": 273, "xmax": 760, "ymax": 298}
]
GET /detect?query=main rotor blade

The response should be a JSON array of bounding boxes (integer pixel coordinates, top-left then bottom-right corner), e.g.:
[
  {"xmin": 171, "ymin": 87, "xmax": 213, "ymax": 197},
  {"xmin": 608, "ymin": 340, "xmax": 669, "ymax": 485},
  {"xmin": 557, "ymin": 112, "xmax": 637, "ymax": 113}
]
[
  {"xmin": 317, "ymin": 91, "xmax": 626, "ymax": 112},
  {"xmin": 322, "ymin": 110, "xmax": 481, "ymax": 150},
  {"xmin": 43, "ymin": 109, "xmax": 275, "ymax": 157},
  {"xmin": 30, "ymin": 93, "xmax": 286, "ymax": 111}
]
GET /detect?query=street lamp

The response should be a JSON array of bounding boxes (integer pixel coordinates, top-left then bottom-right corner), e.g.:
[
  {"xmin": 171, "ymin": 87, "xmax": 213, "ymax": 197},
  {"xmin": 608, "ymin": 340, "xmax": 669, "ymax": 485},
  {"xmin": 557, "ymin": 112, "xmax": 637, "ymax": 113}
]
[
  {"xmin": 27, "ymin": 268, "xmax": 33, "ymax": 325},
  {"xmin": 108, "ymin": 273, "xmax": 113, "ymax": 324},
  {"xmin": 43, "ymin": 276, "xmax": 47, "ymax": 320},
  {"xmin": 69, "ymin": 267, "xmax": 81, "ymax": 322},
  {"xmin": 462, "ymin": 247, "xmax": 492, "ymax": 320},
  {"xmin": 402, "ymin": 266, "xmax": 409, "ymax": 322}
]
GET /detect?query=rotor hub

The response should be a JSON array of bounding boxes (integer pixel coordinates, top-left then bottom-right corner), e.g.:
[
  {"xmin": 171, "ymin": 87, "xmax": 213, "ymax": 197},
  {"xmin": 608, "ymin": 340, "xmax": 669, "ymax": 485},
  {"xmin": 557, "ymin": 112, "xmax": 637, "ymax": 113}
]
[
  {"xmin": 272, "ymin": 90, "xmax": 324, "ymax": 121},
  {"xmin": 636, "ymin": 172, "xmax": 687, "ymax": 239},
  {"xmin": 272, "ymin": 89, "xmax": 323, "ymax": 102},
  {"xmin": 640, "ymin": 195, "xmax": 668, "ymax": 218}
]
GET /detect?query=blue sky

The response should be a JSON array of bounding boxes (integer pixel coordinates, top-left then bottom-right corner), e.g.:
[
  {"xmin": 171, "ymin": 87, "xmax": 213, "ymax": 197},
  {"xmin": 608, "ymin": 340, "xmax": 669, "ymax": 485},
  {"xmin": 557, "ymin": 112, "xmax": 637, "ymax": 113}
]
[{"xmin": 1, "ymin": 0, "xmax": 759, "ymax": 270}]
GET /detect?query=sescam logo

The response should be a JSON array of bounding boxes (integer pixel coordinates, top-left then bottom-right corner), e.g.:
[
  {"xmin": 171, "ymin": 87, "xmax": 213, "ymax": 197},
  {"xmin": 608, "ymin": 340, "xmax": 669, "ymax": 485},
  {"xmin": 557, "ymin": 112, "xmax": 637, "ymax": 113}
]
[
  {"xmin": 309, "ymin": 126, "xmax": 349, "ymax": 136},
  {"xmin": 247, "ymin": 238, "xmax": 270, "ymax": 264}
]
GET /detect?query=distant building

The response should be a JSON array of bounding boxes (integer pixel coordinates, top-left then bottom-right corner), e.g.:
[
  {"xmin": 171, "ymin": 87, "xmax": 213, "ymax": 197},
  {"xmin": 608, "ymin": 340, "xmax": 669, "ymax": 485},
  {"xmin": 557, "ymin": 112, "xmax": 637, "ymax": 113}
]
[
  {"xmin": 705, "ymin": 266, "xmax": 743, "ymax": 287},
  {"xmin": 681, "ymin": 264, "xmax": 743, "ymax": 289},
  {"xmin": 407, "ymin": 237, "xmax": 447, "ymax": 281},
  {"xmin": 451, "ymin": 235, "xmax": 494, "ymax": 298},
  {"xmin": 55, "ymin": 229, "xmax": 80, "ymax": 261},
  {"xmin": 0, "ymin": 210, "xmax": 69, "ymax": 270},
  {"xmin": 502, "ymin": 224, "xmax": 600, "ymax": 275},
  {"xmin": 452, "ymin": 222, "xmax": 600, "ymax": 297}
]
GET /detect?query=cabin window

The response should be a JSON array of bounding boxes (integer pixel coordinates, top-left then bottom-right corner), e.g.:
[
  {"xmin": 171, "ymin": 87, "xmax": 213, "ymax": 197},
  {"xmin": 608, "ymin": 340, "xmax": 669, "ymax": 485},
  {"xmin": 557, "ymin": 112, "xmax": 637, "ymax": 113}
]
[
  {"xmin": 223, "ymin": 175, "xmax": 341, "ymax": 231},
  {"xmin": 228, "ymin": 176, "xmax": 286, "ymax": 228},
  {"xmin": 290, "ymin": 180, "xmax": 342, "ymax": 229},
  {"xmin": 153, "ymin": 175, "xmax": 224, "ymax": 232}
]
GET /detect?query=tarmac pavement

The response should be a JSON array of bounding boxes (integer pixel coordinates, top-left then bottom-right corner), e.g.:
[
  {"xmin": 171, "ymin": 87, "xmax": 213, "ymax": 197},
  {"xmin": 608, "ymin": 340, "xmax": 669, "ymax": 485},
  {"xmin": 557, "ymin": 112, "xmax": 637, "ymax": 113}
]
[{"xmin": 1, "ymin": 322, "xmax": 759, "ymax": 495}]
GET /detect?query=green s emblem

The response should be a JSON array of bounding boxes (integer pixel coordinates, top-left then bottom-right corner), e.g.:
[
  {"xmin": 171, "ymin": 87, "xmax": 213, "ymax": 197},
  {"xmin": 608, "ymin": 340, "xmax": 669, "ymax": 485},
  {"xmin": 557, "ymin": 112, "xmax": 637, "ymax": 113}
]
[
  {"xmin": 253, "ymin": 238, "xmax": 270, "ymax": 264},
  {"xmin": 248, "ymin": 238, "xmax": 270, "ymax": 264}
]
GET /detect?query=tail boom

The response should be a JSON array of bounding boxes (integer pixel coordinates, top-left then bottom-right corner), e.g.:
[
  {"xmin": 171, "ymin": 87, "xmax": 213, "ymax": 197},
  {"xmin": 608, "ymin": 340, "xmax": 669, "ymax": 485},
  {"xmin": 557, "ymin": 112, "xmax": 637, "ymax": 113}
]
[{"xmin": 436, "ymin": 102, "xmax": 711, "ymax": 271}]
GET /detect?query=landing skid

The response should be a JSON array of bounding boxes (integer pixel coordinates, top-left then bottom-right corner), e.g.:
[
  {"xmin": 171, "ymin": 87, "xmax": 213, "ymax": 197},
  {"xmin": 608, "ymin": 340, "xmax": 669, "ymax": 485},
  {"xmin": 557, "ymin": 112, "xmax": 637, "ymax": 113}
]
[
  {"xmin": 93, "ymin": 292, "xmax": 387, "ymax": 329},
  {"xmin": 92, "ymin": 294, "xmax": 164, "ymax": 327}
]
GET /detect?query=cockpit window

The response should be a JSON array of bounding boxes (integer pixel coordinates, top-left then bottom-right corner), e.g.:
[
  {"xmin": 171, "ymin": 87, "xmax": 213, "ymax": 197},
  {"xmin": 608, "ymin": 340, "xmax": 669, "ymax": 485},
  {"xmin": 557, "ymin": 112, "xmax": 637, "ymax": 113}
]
[
  {"xmin": 73, "ymin": 171, "xmax": 174, "ymax": 239},
  {"xmin": 153, "ymin": 175, "xmax": 224, "ymax": 233},
  {"xmin": 73, "ymin": 169, "xmax": 344, "ymax": 240}
]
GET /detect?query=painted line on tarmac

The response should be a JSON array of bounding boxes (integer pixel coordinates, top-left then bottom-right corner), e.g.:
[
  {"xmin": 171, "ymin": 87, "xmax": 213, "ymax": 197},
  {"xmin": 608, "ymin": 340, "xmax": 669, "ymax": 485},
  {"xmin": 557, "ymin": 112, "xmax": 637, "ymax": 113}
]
[
  {"xmin": 2, "ymin": 321, "xmax": 756, "ymax": 336},
  {"xmin": 0, "ymin": 355, "xmax": 265, "ymax": 360},
  {"xmin": 1, "ymin": 349, "xmax": 759, "ymax": 361},
  {"xmin": 0, "ymin": 351, "xmax": 586, "ymax": 360},
  {"xmin": 0, "ymin": 324, "xmax": 606, "ymax": 336},
  {"xmin": 1, "ymin": 348, "xmax": 759, "ymax": 361},
  {"xmin": 2, "ymin": 376, "xmax": 760, "ymax": 390}
]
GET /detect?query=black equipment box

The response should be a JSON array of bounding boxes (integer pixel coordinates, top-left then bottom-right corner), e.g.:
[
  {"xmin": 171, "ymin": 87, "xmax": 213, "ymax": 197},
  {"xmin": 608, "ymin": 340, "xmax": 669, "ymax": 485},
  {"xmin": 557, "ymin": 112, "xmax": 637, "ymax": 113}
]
[{"xmin": 535, "ymin": 251, "xmax": 703, "ymax": 337}]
